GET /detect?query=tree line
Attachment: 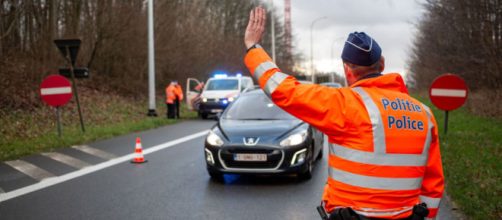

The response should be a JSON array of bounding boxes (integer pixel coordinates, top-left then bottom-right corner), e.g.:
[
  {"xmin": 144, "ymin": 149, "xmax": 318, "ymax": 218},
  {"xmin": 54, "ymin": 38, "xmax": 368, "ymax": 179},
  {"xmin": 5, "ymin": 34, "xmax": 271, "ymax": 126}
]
[
  {"xmin": 410, "ymin": 0, "xmax": 502, "ymax": 90},
  {"xmin": 0, "ymin": 0, "xmax": 295, "ymax": 109},
  {"xmin": 409, "ymin": 0, "xmax": 501, "ymax": 116}
]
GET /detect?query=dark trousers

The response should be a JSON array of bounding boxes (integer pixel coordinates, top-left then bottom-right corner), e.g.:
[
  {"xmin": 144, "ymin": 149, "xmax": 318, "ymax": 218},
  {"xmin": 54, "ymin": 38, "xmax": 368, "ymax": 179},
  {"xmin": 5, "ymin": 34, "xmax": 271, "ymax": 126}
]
[
  {"xmin": 167, "ymin": 103, "xmax": 175, "ymax": 119},
  {"xmin": 175, "ymin": 98, "xmax": 180, "ymax": 119}
]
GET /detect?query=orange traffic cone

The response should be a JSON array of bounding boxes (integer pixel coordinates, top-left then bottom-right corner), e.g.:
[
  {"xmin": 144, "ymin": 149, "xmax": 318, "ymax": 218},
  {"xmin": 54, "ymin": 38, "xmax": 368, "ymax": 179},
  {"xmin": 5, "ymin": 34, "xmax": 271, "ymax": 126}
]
[{"xmin": 131, "ymin": 137, "xmax": 147, "ymax": 163}]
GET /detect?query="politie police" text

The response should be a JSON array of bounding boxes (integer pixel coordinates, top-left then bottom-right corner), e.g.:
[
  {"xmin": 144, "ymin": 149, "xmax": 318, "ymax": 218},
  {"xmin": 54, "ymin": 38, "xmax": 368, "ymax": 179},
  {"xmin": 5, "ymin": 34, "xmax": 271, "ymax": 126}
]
[{"xmin": 381, "ymin": 98, "xmax": 424, "ymax": 131}]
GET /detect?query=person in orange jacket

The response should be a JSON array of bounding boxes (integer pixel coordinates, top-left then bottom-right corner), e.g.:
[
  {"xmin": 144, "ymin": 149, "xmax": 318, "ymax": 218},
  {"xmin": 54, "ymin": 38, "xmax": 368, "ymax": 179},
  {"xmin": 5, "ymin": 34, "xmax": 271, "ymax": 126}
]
[
  {"xmin": 244, "ymin": 7, "xmax": 444, "ymax": 220},
  {"xmin": 166, "ymin": 80, "xmax": 183, "ymax": 119}
]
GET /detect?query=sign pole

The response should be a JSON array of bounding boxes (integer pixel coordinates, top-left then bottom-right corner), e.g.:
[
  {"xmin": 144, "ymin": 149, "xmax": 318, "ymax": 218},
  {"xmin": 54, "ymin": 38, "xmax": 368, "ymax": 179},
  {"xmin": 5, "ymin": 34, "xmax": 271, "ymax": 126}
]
[
  {"xmin": 56, "ymin": 106, "xmax": 62, "ymax": 137},
  {"xmin": 66, "ymin": 47, "xmax": 85, "ymax": 132},
  {"xmin": 428, "ymin": 73, "xmax": 468, "ymax": 136},
  {"xmin": 444, "ymin": 110, "xmax": 449, "ymax": 135},
  {"xmin": 40, "ymin": 75, "xmax": 73, "ymax": 137},
  {"xmin": 54, "ymin": 39, "xmax": 85, "ymax": 132}
]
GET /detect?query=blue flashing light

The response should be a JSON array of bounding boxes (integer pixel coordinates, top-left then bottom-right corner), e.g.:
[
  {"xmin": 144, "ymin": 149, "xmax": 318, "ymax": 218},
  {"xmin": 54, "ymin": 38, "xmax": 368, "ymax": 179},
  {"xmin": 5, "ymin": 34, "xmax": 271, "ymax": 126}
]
[
  {"xmin": 222, "ymin": 100, "xmax": 229, "ymax": 105},
  {"xmin": 236, "ymin": 73, "xmax": 242, "ymax": 77},
  {"xmin": 214, "ymin": 74, "xmax": 228, "ymax": 79}
]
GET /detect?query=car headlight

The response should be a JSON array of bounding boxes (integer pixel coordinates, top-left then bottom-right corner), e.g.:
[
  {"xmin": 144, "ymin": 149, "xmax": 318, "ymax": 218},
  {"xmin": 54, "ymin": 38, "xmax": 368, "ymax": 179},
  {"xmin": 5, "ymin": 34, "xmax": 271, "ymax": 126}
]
[
  {"xmin": 228, "ymin": 96, "xmax": 238, "ymax": 102},
  {"xmin": 206, "ymin": 131, "xmax": 224, "ymax": 147},
  {"xmin": 202, "ymin": 97, "xmax": 208, "ymax": 103},
  {"xmin": 280, "ymin": 130, "xmax": 308, "ymax": 147}
]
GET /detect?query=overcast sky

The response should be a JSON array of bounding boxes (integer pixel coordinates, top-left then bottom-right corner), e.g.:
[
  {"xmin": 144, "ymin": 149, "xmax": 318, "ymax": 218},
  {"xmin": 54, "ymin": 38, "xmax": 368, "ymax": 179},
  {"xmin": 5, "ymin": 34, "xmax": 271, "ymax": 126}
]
[{"xmin": 270, "ymin": 0, "xmax": 425, "ymax": 77}]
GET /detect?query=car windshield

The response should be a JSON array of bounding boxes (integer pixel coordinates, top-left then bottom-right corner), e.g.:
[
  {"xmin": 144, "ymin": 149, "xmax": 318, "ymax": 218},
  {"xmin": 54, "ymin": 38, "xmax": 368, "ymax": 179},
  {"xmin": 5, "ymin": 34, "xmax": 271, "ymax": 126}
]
[
  {"xmin": 223, "ymin": 93, "xmax": 296, "ymax": 120},
  {"xmin": 205, "ymin": 79, "xmax": 238, "ymax": 90}
]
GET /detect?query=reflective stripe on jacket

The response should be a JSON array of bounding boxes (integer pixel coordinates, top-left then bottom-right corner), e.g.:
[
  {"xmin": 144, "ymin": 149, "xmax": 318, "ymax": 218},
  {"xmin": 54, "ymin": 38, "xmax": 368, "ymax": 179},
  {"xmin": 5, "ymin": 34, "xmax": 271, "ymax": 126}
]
[{"xmin": 244, "ymin": 47, "xmax": 444, "ymax": 219}]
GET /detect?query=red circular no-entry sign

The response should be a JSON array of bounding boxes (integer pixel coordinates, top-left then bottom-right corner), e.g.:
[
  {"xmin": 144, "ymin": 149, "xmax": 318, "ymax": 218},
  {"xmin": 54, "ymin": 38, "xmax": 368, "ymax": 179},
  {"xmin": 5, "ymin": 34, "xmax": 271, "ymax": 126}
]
[
  {"xmin": 40, "ymin": 75, "xmax": 73, "ymax": 107},
  {"xmin": 429, "ymin": 73, "xmax": 468, "ymax": 111}
]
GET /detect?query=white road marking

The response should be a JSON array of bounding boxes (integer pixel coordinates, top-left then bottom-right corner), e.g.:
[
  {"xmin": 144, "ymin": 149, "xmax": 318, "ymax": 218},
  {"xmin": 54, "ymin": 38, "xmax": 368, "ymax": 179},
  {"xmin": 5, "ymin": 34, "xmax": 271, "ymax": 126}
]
[
  {"xmin": 40, "ymin": 87, "xmax": 72, "ymax": 95},
  {"xmin": 4, "ymin": 160, "xmax": 55, "ymax": 181},
  {"xmin": 41, "ymin": 152, "xmax": 91, "ymax": 169},
  {"xmin": 0, "ymin": 130, "xmax": 209, "ymax": 203},
  {"xmin": 71, "ymin": 145, "xmax": 117, "ymax": 160},
  {"xmin": 430, "ymin": 88, "xmax": 467, "ymax": 97},
  {"xmin": 0, "ymin": 187, "xmax": 4, "ymax": 193}
]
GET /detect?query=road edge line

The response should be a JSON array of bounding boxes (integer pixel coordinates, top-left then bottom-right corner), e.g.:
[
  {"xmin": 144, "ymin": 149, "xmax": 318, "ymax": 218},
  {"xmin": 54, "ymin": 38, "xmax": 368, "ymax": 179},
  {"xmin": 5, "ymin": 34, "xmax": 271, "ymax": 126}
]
[{"xmin": 0, "ymin": 130, "xmax": 209, "ymax": 203}]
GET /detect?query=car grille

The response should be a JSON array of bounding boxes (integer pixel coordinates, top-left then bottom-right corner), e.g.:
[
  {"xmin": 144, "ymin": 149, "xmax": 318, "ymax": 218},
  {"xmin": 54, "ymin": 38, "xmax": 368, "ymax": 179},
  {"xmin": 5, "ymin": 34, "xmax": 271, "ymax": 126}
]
[
  {"xmin": 206, "ymin": 98, "xmax": 228, "ymax": 102},
  {"xmin": 219, "ymin": 147, "xmax": 283, "ymax": 169}
]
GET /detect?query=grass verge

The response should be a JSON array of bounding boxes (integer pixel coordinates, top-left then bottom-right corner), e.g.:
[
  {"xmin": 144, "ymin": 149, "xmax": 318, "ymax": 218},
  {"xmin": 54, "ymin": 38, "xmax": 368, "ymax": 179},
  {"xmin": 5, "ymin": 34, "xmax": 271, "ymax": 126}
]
[
  {"xmin": 416, "ymin": 95, "xmax": 501, "ymax": 220},
  {"xmin": 0, "ymin": 89, "xmax": 198, "ymax": 161}
]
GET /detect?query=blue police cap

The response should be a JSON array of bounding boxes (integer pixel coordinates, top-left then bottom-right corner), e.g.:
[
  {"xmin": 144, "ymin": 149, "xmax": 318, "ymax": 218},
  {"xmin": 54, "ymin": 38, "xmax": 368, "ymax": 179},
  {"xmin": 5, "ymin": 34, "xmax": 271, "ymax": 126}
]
[{"xmin": 341, "ymin": 32, "xmax": 382, "ymax": 66}]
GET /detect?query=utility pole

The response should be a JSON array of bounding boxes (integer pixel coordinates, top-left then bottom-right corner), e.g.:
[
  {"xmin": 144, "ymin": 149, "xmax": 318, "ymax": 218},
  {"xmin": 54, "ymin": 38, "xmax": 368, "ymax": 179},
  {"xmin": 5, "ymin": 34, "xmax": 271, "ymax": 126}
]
[
  {"xmin": 284, "ymin": 0, "xmax": 292, "ymax": 58},
  {"xmin": 310, "ymin": 16, "xmax": 327, "ymax": 83},
  {"xmin": 147, "ymin": 0, "xmax": 157, "ymax": 117},
  {"xmin": 331, "ymin": 36, "xmax": 344, "ymax": 83},
  {"xmin": 270, "ymin": 0, "xmax": 276, "ymax": 62}
]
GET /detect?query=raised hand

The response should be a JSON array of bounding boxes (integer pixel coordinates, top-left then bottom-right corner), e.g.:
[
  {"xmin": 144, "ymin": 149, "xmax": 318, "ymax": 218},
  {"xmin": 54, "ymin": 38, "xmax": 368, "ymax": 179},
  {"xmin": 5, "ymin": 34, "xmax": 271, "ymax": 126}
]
[{"xmin": 244, "ymin": 7, "xmax": 267, "ymax": 49}]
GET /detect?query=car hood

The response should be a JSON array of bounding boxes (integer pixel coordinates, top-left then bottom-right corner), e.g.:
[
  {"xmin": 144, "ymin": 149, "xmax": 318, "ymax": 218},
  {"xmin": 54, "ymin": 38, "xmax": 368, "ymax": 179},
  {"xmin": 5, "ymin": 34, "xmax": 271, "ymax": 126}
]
[{"xmin": 219, "ymin": 119, "xmax": 304, "ymax": 144}]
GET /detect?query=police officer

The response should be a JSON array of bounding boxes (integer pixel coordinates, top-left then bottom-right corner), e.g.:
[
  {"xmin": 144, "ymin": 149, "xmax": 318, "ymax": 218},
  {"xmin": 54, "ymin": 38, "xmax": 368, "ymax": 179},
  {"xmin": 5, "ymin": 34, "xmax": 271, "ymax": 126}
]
[
  {"xmin": 166, "ymin": 81, "xmax": 183, "ymax": 119},
  {"xmin": 244, "ymin": 7, "xmax": 444, "ymax": 220},
  {"xmin": 165, "ymin": 81, "xmax": 176, "ymax": 119}
]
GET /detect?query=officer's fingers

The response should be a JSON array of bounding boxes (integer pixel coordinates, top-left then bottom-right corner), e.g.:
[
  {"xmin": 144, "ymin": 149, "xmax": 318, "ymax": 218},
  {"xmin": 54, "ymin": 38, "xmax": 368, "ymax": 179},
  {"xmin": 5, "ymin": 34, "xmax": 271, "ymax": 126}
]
[
  {"xmin": 255, "ymin": 8, "xmax": 261, "ymax": 27},
  {"xmin": 247, "ymin": 9, "xmax": 255, "ymax": 29},
  {"xmin": 256, "ymin": 7, "xmax": 262, "ymax": 30},
  {"xmin": 255, "ymin": 7, "xmax": 262, "ymax": 30},
  {"xmin": 260, "ymin": 7, "xmax": 266, "ymax": 31}
]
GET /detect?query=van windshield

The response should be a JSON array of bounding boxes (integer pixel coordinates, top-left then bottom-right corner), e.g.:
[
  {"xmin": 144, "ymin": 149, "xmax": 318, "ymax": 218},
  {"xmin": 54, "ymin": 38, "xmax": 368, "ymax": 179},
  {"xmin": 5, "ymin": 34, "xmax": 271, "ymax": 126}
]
[{"xmin": 206, "ymin": 79, "xmax": 239, "ymax": 90}]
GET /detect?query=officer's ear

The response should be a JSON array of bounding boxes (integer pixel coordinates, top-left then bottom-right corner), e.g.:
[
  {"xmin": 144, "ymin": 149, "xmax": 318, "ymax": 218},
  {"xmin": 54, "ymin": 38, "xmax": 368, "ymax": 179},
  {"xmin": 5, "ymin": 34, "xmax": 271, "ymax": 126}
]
[
  {"xmin": 343, "ymin": 63, "xmax": 351, "ymax": 74},
  {"xmin": 343, "ymin": 63, "xmax": 357, "ymax": 86},
  {"xmin": 343, "ymin": 63, "xmax": 350, "ymax": 77},
  {"xmin": 378, "ymin": 56, "xmax": 385, "ymax": 72}
]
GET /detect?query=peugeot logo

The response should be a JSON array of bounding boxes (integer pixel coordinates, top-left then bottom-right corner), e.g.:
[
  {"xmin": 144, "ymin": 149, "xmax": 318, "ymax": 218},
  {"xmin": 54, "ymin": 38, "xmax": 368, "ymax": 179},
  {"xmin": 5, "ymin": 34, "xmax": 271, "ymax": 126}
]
[{"xmin": 243, "ymin": 137, "xmax": 259, "ymax": 146}]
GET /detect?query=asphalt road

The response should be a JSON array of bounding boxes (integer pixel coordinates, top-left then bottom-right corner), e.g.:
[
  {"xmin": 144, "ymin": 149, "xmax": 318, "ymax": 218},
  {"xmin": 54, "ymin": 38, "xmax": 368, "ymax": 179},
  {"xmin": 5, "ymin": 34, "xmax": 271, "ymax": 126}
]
[{"xmin": 0, "ymin": 120, "xmax": 460, "ymax": 219}]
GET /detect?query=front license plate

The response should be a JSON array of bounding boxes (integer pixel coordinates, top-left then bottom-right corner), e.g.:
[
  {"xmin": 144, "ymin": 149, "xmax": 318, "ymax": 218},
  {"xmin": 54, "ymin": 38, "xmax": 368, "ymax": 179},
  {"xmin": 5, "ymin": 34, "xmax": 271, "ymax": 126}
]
[
  {"xmin": 234, "ymin": 154, "xmax": 267, "ymax": 162},
  {"xmin": 211, "ymin": 109, "xmax": 223, "ymax": 113}
]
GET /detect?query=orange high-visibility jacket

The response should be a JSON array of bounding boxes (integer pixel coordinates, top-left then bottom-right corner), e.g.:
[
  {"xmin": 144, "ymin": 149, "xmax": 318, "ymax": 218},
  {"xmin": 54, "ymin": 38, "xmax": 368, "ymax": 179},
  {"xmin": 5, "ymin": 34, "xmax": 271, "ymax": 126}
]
[
  {"xmin": 175, "ymin": 85, "xmax": 184, "ymax": 101},
  {"xmin": 166, "ymin": 84, "xmax": 184, "ymax": 104},
  {"xmin": 245, "ymin": 47, "xmax": 444, "ymax": 219}
]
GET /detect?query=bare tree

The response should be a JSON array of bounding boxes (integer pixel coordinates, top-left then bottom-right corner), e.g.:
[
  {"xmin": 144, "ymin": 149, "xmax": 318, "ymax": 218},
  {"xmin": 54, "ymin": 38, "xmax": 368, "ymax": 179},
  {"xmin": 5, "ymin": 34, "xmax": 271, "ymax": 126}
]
[
  {"xmin": 0, "ymin": 0, "xmax": 297, "ymax": 110},
  {"xmin": 409, "ymin": 0, "xmax": 502, "ymax": 116}
]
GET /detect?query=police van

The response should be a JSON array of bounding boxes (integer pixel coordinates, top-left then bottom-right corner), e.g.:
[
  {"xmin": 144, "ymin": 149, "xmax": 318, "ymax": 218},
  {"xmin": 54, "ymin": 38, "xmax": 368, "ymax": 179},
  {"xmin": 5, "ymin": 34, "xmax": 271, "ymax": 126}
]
[{"xmin": 186, "ymin": 74, "xmax": 254, "ymax": 119}]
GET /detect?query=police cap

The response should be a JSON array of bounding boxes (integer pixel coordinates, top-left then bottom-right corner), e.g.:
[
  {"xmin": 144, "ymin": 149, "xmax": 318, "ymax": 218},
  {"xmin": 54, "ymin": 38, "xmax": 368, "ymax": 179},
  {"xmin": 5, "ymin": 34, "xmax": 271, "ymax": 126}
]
[{"xmin": 341, "ymin": 32, "xmax": 382, "ymax": 66}]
